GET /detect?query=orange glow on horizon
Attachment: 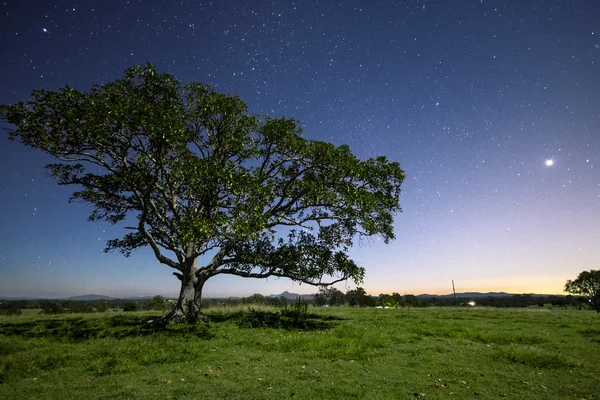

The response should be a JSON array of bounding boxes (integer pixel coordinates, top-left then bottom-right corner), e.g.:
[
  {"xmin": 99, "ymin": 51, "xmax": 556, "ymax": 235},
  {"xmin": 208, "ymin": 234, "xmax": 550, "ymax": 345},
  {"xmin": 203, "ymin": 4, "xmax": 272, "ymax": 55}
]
[{"xmin": 363, "ymin": 281, "xmax": 567, "ymax": 297}]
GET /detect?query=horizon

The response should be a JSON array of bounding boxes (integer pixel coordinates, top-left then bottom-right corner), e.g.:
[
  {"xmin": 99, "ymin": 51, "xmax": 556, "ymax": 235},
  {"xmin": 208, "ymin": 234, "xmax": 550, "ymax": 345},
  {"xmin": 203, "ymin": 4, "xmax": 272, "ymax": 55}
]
[
  {"xmin": 0, "ymin": 284, "xmax": 569, "ymax": 300},
  {"xmin": 0, "ymin": 289, "xmax": 570, "ymax": 300},
  {"xmin": 1, "ymin": 1, "xmax": 598, "ymax": 299}
]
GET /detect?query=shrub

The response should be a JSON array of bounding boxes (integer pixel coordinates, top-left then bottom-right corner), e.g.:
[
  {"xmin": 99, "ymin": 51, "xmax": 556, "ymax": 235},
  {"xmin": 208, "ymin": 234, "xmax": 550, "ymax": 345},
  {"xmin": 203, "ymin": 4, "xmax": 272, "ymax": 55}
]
[
  {"xmin": 39, "ymin": 300, "xmax": 65, "ymax": 314},
  {"xmin": 122, "ymin": 302, "xmax": 137, "ymax": 312},
  {"xmin": 237, "ymin": 308, "xmax": 282, "ymax": 328},
  {"xmin": 238, "ymin": 298, "xmax": 311, "ymax": 329},
  {"xmin": 0, "ymin": 307, "xmax": 22, "ymax": 316},
  {"xmin": 281, "ymin": 298, "xmax": 309, "ymax": 326}
]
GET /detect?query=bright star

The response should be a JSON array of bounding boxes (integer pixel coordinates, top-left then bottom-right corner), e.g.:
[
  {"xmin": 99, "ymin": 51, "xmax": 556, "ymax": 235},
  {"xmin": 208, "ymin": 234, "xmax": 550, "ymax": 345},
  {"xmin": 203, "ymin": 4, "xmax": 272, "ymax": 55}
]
[{"xmin": 545, "ymin": 159, "xmax": 554, "ymax": 167}]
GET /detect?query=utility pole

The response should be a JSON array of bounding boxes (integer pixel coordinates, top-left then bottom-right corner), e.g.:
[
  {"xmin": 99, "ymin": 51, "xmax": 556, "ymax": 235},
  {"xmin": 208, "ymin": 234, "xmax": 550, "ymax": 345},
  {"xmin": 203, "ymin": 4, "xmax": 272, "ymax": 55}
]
[{"xmin": 452, "ymin": 280, "xmax": 457, "ymax": 306}]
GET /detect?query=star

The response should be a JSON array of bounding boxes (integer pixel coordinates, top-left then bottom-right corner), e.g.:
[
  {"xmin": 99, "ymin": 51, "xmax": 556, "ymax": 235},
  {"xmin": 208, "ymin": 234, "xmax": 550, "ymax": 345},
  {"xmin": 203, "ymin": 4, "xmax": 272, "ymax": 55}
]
[{"xmin": 0, "ymin": 0, "xmax": 598, "ymax": 302}]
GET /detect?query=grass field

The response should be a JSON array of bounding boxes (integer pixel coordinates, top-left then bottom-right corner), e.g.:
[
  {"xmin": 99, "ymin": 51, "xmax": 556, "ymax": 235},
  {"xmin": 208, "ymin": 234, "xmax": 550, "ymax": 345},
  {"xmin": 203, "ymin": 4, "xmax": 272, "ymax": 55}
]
[{"xmin": 1, "ymin": 306, "xmax": 598, "ymax": 399}]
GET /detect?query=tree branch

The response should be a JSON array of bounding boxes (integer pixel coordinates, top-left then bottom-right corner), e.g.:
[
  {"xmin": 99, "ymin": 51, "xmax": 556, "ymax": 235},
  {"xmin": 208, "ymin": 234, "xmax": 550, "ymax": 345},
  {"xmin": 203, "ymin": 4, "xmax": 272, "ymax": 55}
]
[
  {"xmin": 137, "ymin": 191, "xmax": 180, "ymax": 270},
  {"xmin": 216, "ymin": 267, "xmax": 348, "ymax": 286}
]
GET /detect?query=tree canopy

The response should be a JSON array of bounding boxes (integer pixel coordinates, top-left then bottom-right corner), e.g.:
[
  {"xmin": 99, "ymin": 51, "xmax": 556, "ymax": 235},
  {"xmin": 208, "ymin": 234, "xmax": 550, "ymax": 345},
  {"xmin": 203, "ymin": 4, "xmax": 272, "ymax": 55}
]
[
  {"xmin": 1, "ymin": 63, "xmax": 405, "ymax": 323},
  {"xmin": 565, "ymin": 270, "xmax": 600, "ymax": 313}
]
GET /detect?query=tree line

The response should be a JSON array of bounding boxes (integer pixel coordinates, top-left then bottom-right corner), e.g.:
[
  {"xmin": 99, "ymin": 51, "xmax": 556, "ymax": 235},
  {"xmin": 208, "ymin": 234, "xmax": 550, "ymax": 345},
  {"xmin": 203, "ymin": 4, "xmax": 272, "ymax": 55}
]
[
  {"xmin": 312, "ymin": 288, "xmax": 592, "ymax": 309},
  {"xmin": 0, "ymin": 291, "xmax": 593, "ymax": 316},
  {"xmin": 0, "ymin": 297, "xmax": 171, "ymax": 316}
]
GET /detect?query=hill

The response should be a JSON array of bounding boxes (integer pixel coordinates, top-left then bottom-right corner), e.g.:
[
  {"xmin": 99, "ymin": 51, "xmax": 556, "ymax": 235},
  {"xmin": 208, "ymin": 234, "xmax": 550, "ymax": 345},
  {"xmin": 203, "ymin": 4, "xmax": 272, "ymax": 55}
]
[
  {"xmin": 417, "ymin": 292, "xmax": 511, "ymax": 299},
  {"xmin": 65, "ymin": 294, "xmax": 114, "ymax": 301},
  {"xmin": 416, "ymin": 292, "xmax": 559, "ymax": 299},
  {"xmin": 268, "ymin": 291, "xmax": 315, "ymax": 300}
]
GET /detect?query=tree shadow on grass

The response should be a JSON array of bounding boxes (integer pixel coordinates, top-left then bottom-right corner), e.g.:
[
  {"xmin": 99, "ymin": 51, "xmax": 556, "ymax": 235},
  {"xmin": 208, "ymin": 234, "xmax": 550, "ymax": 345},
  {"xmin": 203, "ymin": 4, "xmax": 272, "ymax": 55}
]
[
  {"xmin": 209, "ymin": 308, "xmax": 345, "ymax": 331},
  {"xmin": 0, "ymin": 315, "xmax": 213, "ymax": 341},
  {"xmin": 0, "ymin": 309, "xmax": 345, "ymax": 341},
  {"xmin": 207, "ymin": 309, "xmax": 345, "ymax": 323}
]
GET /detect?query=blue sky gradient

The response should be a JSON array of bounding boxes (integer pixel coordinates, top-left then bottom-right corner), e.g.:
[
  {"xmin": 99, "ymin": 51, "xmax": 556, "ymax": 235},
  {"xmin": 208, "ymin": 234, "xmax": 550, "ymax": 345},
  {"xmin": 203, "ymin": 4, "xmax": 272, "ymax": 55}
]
[{"xmin": 1, "ymin": 0, "xmax": 598, "ymax": 298}]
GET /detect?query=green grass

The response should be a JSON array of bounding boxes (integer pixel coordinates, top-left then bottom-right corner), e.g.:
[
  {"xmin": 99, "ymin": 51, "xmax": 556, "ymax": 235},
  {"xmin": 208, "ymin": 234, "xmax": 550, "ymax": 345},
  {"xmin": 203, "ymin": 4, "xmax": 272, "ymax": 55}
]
[{"xmin": 0, "ymin": 307, "xmax": 598, "ymax": 399}]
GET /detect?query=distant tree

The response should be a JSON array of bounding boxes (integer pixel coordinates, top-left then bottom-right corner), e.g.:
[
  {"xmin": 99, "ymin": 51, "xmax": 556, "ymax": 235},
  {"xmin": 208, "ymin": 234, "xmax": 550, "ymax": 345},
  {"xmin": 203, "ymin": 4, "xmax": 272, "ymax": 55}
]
[
  {"xmin": 403, "ymin": 294, "xmax": 419, "ymax": 307},
  {"xmin": 0, "ymin": 301, "xmax": 23, "ymax": 316},
  {"xmin": 279, "ymin": 296, "xmax": 289, "ymax": 306},
  {"xmin": 378, "ymin": 293, "xmax": 396, "ymax": 307},
  {"xmin": 40, "ymin": 300, "xmax": 65, "ymax": 314},
  {"xmin": 346, "ymin": 288, "xmax": 359, "ymax": 307},
  {"xmin": 313, "ymin": 290, "xmax": 327, "ymax": 307},
  {"xmin": 265, "ymin": 296, "xmax": 288, "ymax": 307},
  {"xmin": 94, "ymin": 301, "xmax": 110, "ymax": 312},
  {"xmin": 1, "ymin": 63, "xmax": 404, "ymax": 324},
  {"xmin": 122, "ymin": 302, "xmax": 137, "ymax": 312},
  {"xmin": 319, "ymin": 287, "xmax": 345, "ymax": 307},
  {"xmin": 511, "ymin": 294, "xmax": 532, "ymax": 308},
  {"xmin": 391, "ymin": 292, "xmax": 404, "ymax": 307},
  {"xmin": 346, "ymin": 287, "xmax": 372, "ymax": 307},
  {"xmin": 147, "ymin": 295, "xmax": 168, "ymax": 311},
  {"xmin": 64, "ymin": 300, "xmax": 96, "ymax": 313},
  {"xmin": 427, "ymin": 297, "xmax": 440, "ymax": 306},
  {"xmin": 243, "ymin": 294, "xmax": 267, "ymax": 305},
  {"xmin": 565, "ymin": 270, "xmax": 600, "ymax": 313}
]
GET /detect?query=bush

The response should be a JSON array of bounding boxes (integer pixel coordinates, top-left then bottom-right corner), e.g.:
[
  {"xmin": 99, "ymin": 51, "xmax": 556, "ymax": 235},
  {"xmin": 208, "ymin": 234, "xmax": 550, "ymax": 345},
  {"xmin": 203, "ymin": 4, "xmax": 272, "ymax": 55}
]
[
  {"xmin": 94, "ymin": 301, "xmax": 110, "ymax": 312},
  {"xmin": 237, "ymin": 308, "xmax": 282, "ymax": 328},
  {"xmin": 40, "ymin": 300, "xmax": 66, "ymax": 314},
  {"xmin": 238, "ymin": 298, "xmax": 310, "ymax": 329},
  {"xmin": 146, "ymin": 295, "xmax": 169, "ymax": 311},
  {"xmin": 122, "ymin": 302, "xmax": 137, "ymax": 312},
  {"xmin": 281, "ymin": 298, "xmax": 309, "ymax": 326},
  {"xmin": 0, "ymin": 307, "xmax": 22, "ymax": 316}
]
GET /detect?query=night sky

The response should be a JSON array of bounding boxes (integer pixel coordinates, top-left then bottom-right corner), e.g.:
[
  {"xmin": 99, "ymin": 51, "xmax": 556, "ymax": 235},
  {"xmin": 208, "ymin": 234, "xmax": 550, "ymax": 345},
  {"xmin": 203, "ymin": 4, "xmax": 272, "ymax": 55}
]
[{"xmin": 1, "ymin": 1, "xmax": 598, "ymax": 299}]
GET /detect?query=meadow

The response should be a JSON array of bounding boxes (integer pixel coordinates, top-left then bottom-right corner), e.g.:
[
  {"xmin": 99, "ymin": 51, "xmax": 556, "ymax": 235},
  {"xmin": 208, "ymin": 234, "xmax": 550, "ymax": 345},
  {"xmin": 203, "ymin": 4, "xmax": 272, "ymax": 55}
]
[{"xmin": 0, "ymin": 305, "xmax": 598, "ymax": 399}]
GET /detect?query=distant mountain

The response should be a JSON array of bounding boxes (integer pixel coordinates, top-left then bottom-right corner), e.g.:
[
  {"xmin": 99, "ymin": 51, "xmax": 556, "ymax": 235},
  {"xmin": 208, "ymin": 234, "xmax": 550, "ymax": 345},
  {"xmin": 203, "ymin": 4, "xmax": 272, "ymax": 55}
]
[
  {"xmin": 416, "ymin": 292, "xmax": 558, "ymax": 299},
  {"xmin": 208, "ymin": 296, "xmax": 241, "ymax": 301},
  {"xmin": 268, "ymin": 291, "xmax": 315, "ymax": 300},
  {"xmin": 1, "ymin": 291, "xmax": 566, "ymax": 301},
  {"xmin": 416, "ymin": 292, "xmax": 508, "ymax": 298},
  {"xmin": 0, "ymin": 296, "xmax": 40, "ymax": 300},
  {"xmin": 65, "ymin": 294, "xmax": 114, "ymax": 301}
]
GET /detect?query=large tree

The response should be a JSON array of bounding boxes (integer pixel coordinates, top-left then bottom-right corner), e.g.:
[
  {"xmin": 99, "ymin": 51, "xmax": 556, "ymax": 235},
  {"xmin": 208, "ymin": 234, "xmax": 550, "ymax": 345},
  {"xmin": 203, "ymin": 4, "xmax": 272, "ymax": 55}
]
[
  {"xmin": 1, "ymin": 64, "xmax": 405, "ymax": 323},
  {"xmin": 564, "ymin": 270, "xmax": 600, "ymax": 313}
]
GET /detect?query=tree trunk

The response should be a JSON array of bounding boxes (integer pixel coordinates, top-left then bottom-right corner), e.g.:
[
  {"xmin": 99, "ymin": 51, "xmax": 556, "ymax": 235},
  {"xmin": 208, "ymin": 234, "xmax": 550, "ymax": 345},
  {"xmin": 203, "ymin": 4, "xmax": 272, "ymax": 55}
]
[{"xmin": 161, "ymin": 261, "xmax": 208, "ymax": 324}]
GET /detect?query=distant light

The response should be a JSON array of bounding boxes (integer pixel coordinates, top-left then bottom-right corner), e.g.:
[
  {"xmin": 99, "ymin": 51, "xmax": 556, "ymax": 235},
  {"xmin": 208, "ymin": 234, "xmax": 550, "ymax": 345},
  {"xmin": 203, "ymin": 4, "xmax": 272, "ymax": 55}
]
[
  {"xmin": 468, "ymin": 301, "xmax": 475, "ymax": 306},
  {"xmin": 545, "ymin": 159, "xmax": 554, "ymax": 167}
]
